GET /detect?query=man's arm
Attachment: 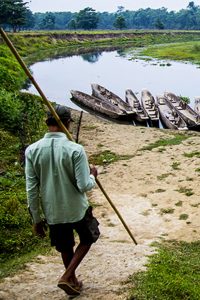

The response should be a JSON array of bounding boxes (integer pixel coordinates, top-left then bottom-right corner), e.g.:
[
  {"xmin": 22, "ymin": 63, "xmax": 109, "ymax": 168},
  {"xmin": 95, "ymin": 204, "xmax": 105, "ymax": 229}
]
[
  {"xmin": 73, "ymin": 146, "xmax": 97, "ymax": 193},
  {"xmin": 25, "ymin": 151, "xmax": 41, "ymax": 224}
]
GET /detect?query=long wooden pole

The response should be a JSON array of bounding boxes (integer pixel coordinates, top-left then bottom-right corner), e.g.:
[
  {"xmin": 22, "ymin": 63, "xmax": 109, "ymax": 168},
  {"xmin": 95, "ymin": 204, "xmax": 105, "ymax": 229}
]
[{"xmin": 0, "ymin": 28, "xmax": 137, "ymax": 245}]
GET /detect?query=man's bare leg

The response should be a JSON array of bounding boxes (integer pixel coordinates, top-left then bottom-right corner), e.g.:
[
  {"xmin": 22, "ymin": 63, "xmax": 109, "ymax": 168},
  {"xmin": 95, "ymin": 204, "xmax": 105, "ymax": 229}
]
[
  {"xmin": 59, "ymin": 243, "xmax": 91, "ymax": 286},
  {"xmin": 61, "ymin": 248, "xmax": 74, "ymax": 269},
  {"xmin": 61, "ymin": 248, "xmax": 78, "ymax": 285}
]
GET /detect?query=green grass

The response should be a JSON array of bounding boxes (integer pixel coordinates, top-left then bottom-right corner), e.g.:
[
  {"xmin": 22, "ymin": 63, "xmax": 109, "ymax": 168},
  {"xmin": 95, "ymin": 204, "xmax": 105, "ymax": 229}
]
[
  {"xmin": 186, "ymin": 177, "xmax": 194, "ymax": 181},
  {"xmin": 183, "ymin": 151, "xmax": 200, "ymax": 158},
  {"xmin": 141, "ymin": 134, "xmax": 188, "ymax": 151},
  {"xmin": 139, "ymin": 41, "xmax": 200, "ymax": 65},
  {"xmin": 176, "ymin": 187, "xmax": 194, "ymax": 196},
  {"xmin": 175, "ymin": 201, "xmax": 183, "ymax": 207},
  {"xmin": 160, "ymin": 208, "xmax": 175, "ymax": 215},
  {"xmin": 0, "ymin": 238, "xmax": 52, "ymax": 279},
  {"xmin": 190, "ymin": 203, "xmax": 200, "ymax": 208},
  {"xmin": 127, "ymin": 241, "xmax": 200, "ymax": 300},
  {"xmin": 155, "ymin": 188, "xmax": 166, "ymax": 193},
  {"xmin": 179, "ymin": 214, "xmax": 189, "ymax": 220},
  {"xmin": 171, "ymin": 161, "xmax": 181, "ymax": 170},
  {"xmin": 157, "ymin": 173, "xmax": 172, "ymax": 180},
  {"xmin": 82, "ymin": 125, "xmax": 98, "ymax": 130},
  {"xmin": 0, "ymin": 129, "xmax": 51, "ymax": 278},
  {"xmin": 89, "ymin": 150, "xmax": 133, "ymax": 165}
]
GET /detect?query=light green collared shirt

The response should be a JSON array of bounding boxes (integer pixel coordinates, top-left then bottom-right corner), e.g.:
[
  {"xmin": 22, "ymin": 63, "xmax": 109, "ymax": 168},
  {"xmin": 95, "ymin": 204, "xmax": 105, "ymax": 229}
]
[{"xmin": 25, "ymin": 132, "xmax": 96, "ymax": 224}]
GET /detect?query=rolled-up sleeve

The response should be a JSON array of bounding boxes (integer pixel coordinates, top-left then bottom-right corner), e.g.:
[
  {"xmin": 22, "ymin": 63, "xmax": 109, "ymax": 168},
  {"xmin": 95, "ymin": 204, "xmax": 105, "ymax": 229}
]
[
  {"xmin": 25, "ymin": 149, "xmax": 41, "ymax": 224},
  {"xmin": 73, "ymin": 147, "xmax": 96, "ymax": 193}
]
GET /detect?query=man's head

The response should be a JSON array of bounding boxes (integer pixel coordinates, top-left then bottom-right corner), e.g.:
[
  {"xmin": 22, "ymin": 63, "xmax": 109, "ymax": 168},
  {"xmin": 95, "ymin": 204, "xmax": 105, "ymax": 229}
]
[{"xmin": 46, "ymin": 105, "xmax": 73, "ymax": 130}]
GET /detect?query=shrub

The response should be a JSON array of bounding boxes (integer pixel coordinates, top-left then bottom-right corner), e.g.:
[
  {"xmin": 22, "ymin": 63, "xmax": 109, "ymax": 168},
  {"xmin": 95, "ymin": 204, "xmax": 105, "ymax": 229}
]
[
  {"xmin": 0, "ymin": 90, "xmax": 46, "ymax": 145},
  {"xmin": 0, "ymin": 47, "xmax": 26, "ymax": 91}
]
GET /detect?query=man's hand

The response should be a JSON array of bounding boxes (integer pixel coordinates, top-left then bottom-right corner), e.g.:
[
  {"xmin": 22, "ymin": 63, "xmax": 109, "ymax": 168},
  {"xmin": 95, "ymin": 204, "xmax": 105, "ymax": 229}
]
[
  {"xmin": 33, "ymin": 220, "xmax": 47, "ymax": 238},
  {"xmin": 90, "ymin": 165, "xmax": 98, "ymax": 178}
]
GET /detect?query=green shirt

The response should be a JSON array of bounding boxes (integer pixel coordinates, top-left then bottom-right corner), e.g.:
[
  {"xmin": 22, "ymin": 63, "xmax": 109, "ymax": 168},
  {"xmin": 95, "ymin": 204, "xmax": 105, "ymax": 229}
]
[{"xmin": 25, "ymin": 132, "xmax": 96, "ymax": 224}]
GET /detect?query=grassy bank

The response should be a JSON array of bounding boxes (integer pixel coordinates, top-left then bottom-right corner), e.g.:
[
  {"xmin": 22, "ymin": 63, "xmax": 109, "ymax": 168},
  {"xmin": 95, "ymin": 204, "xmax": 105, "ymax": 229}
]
[
  {"xmin": 0, "ymin": 31, "xmax": 49, "ymax": 278},
  {"xmin": 2, "ymin": 30, "xmax": 200, "ymax": 63},
  {"xmin": 138, "ymin": 41, "xmax": 200, "ymax": 65}
]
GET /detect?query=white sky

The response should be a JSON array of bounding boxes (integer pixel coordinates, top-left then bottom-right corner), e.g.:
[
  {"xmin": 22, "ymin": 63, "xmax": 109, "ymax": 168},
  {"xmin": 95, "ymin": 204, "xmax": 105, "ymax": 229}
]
[{"xmin": 27, "ymin": 0, "xmax": 200, "ymax": 13}]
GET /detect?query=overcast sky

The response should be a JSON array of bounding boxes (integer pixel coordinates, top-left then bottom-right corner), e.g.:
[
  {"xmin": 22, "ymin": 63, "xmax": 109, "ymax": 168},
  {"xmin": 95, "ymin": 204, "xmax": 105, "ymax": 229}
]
[{"xmin": 27, "ymin": 0, "xmax": 200, "ymax": 13}]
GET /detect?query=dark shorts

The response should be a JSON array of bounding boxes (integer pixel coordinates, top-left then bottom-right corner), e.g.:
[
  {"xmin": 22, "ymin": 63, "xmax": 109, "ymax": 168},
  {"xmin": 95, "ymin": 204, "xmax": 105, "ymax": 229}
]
[{"xmin": 49, "ymin": 206, "xmax": 100, "ymax": 252}]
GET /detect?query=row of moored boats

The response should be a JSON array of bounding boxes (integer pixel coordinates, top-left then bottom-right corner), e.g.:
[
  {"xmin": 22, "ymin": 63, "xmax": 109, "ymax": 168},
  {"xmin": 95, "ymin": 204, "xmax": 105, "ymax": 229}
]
[{"xmin": 70, "ymin": 84, "xmax": 200, "ymax": 131}]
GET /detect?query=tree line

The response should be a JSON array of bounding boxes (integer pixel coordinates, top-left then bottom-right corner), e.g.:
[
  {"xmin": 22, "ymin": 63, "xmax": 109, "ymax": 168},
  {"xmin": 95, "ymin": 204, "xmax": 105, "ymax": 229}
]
[{"xmin": 1, "ymin": 0, "xmax": 200, "ymax": 32}]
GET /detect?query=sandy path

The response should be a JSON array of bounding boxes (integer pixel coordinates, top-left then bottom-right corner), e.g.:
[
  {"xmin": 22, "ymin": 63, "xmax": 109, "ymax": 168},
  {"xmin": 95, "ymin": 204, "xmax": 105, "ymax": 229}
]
[{"xmin": 1, "ymin": 113, "xmax": 200, "ymax": 299}]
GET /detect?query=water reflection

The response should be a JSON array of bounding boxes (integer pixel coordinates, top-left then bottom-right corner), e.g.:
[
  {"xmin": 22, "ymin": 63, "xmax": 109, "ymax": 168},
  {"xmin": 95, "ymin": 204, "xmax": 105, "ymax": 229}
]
[
  {"xmin": 27, "ymin": 45, "xmax": 129, "ymax": 65},
  {"xmin": 27, "ymin": 47, "xmax": 200, "ymax": 112},
  {"xmin": 81, "ymin": 52, "xmax": 102, "ymax": 63}
]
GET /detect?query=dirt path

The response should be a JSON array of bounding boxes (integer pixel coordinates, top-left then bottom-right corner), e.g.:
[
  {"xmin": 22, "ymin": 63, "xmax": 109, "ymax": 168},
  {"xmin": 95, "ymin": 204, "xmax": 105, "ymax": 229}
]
[{"xmin": 1, "ymin": 113, "xmax": 200, "ymax": 299}]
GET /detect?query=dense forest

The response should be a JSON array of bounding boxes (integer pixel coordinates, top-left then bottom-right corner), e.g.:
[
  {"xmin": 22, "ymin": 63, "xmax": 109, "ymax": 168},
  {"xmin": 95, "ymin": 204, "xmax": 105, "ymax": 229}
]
[{"xmin": 1, "ymin": 1, "xmax": 200, "ymax": 31}]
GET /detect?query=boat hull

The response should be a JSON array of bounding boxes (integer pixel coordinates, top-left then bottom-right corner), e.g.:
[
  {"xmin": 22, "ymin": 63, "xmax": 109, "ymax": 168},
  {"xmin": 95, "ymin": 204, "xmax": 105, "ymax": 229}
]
[
  {"xmin": 141, "ymin": 89, "xmax": 159, "ymax": 127},
  {"xmin": 91, "ymin": 83, "xmax": 135, "ymax": 118},
  {"xmin": 125, "ymin": 89, "xmax": 149, "ymax": 125},
  {"xmin": 164, "ymin": 92, "xmax": 200, "ymax": 130},
  {"xmin": 70, "ymin": 90, "xmax": 134, "ymax": 123},
  {"xmin": 194, "ymin": 97, "xmax": 200, "ymax": 115},
  {"xmin": 157, "ymin": 96, "xmax": 188, "ymax": 130}
]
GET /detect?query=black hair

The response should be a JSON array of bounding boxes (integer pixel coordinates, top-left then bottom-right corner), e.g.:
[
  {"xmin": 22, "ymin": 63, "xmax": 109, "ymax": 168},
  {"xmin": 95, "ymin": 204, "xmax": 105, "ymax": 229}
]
[{"xmin": 46, "ymin": 117, "xmax": 70, "ymax": 127}]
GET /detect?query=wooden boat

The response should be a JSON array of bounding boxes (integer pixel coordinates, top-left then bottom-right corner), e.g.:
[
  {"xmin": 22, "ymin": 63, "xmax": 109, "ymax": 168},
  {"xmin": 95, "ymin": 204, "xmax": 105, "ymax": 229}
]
[
  {"xmin": 91, "ymin": 83, "xmax": 135, "ymax": 117},
  {"xmin": 156, "ymin": 95, "xmax": 188, "ymax": 130},
  {"xmin": 70, "ymin": 90, "xmax": 134, "ymax": 122},
  {"xmin": 194, "ymin": 97, "xmax": 200, "ymax": 115},
  {"xmin": 125, "ymin": 89, "xmax": 149, "ymax": 124},
  {"xmin": 164, "ymin": 92, "xmax": 200, "ymax": 130},
  {"xmin": 141, "ymin": 89, "xmax": 159, "ymax": 125}
]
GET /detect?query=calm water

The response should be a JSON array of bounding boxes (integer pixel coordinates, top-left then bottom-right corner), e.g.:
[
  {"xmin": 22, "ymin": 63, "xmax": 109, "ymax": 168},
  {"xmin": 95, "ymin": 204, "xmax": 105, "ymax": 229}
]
[{"xmin": 28, "ymin": 49, "xmax": 200, "ymax": 110}]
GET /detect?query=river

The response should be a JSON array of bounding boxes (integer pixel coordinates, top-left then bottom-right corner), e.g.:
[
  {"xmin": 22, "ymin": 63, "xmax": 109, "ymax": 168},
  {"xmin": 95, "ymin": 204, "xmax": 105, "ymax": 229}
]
[{"xmin": 27, "ymin": 48, "xmax": 200, "ymax": 110}]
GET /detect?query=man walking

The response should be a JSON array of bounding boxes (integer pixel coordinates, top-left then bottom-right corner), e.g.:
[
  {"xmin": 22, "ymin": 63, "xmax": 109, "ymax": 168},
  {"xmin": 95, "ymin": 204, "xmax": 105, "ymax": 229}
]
[{"xmin": 25, "ymin": 105, "xmax": 100, "ymax": 296}]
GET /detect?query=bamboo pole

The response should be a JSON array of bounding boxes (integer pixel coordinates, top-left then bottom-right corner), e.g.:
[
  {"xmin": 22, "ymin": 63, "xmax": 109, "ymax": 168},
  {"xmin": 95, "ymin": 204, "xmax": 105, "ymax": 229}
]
[{"xmin": 0, "ymin": 28, "xmax": 137, "ymax": 245}]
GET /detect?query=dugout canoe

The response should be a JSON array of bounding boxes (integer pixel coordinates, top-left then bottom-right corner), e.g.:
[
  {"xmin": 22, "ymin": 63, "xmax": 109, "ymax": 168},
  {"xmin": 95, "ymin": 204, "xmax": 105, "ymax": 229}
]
[
  {"xmin": 141, "ymin": 89, "xmax": 159, "ymax": 126},
  {"xmin": 194, "ymin": 97, "xmax": 200, "ymax": 115},
  {"xmin": 157, "ymin": 95, "xmax": 188, "ymax": 130},
  {"xmin": 125, "ymin": 89, "xmax": 149, "ymax": 124},
  {"xmin": 70, "ymin": 90, "xmax": 134, "ymax": 122},
  {"xmin": 91, "ymin": 83, "xmax": 135, "ymax": 117},
  {"xmin": 164, "ymin": 92, "xmax": 200, "ymax": 130}
]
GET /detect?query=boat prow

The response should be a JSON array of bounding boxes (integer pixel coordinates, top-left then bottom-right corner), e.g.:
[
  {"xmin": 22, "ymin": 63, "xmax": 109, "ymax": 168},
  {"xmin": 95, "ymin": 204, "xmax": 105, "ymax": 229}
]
[{"xmin": 91, "ymin": 83, "xmax": 135, "ymax": 117}]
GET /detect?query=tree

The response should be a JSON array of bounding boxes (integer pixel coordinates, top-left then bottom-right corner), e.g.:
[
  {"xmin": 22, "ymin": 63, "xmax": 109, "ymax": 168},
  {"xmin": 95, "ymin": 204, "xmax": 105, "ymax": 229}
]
[
  {"xmin": 117, "ymin": 6, "xmax": 125, "ymax": 13},
  {"xmin": 40, "ymin": 12, "xmax": 55, "ymax": 30},
  {"xmin": 67, "ymin": 19, "xmax": 77, "ymax": 30},
  {"xmin": 155, "ymin": 18, "xmax": 165, "ymax": 29},
  {"xmin": 187, "ymin": 1, "xmax": 198, "ymax": 11},
  {"xmin": 22, "ymin": 9, "xmax": 35, "ymax": 30},
  {"xmin": 113, "ymin": 15, "xmax": 127, "ymax": 29},
  {"xmin": 76, "ymin": 7, "xmax": 99, "ymax": 30},
  {"xmin": 0, "ymin": 0, "xmax": 29, "ymax": 32}
]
